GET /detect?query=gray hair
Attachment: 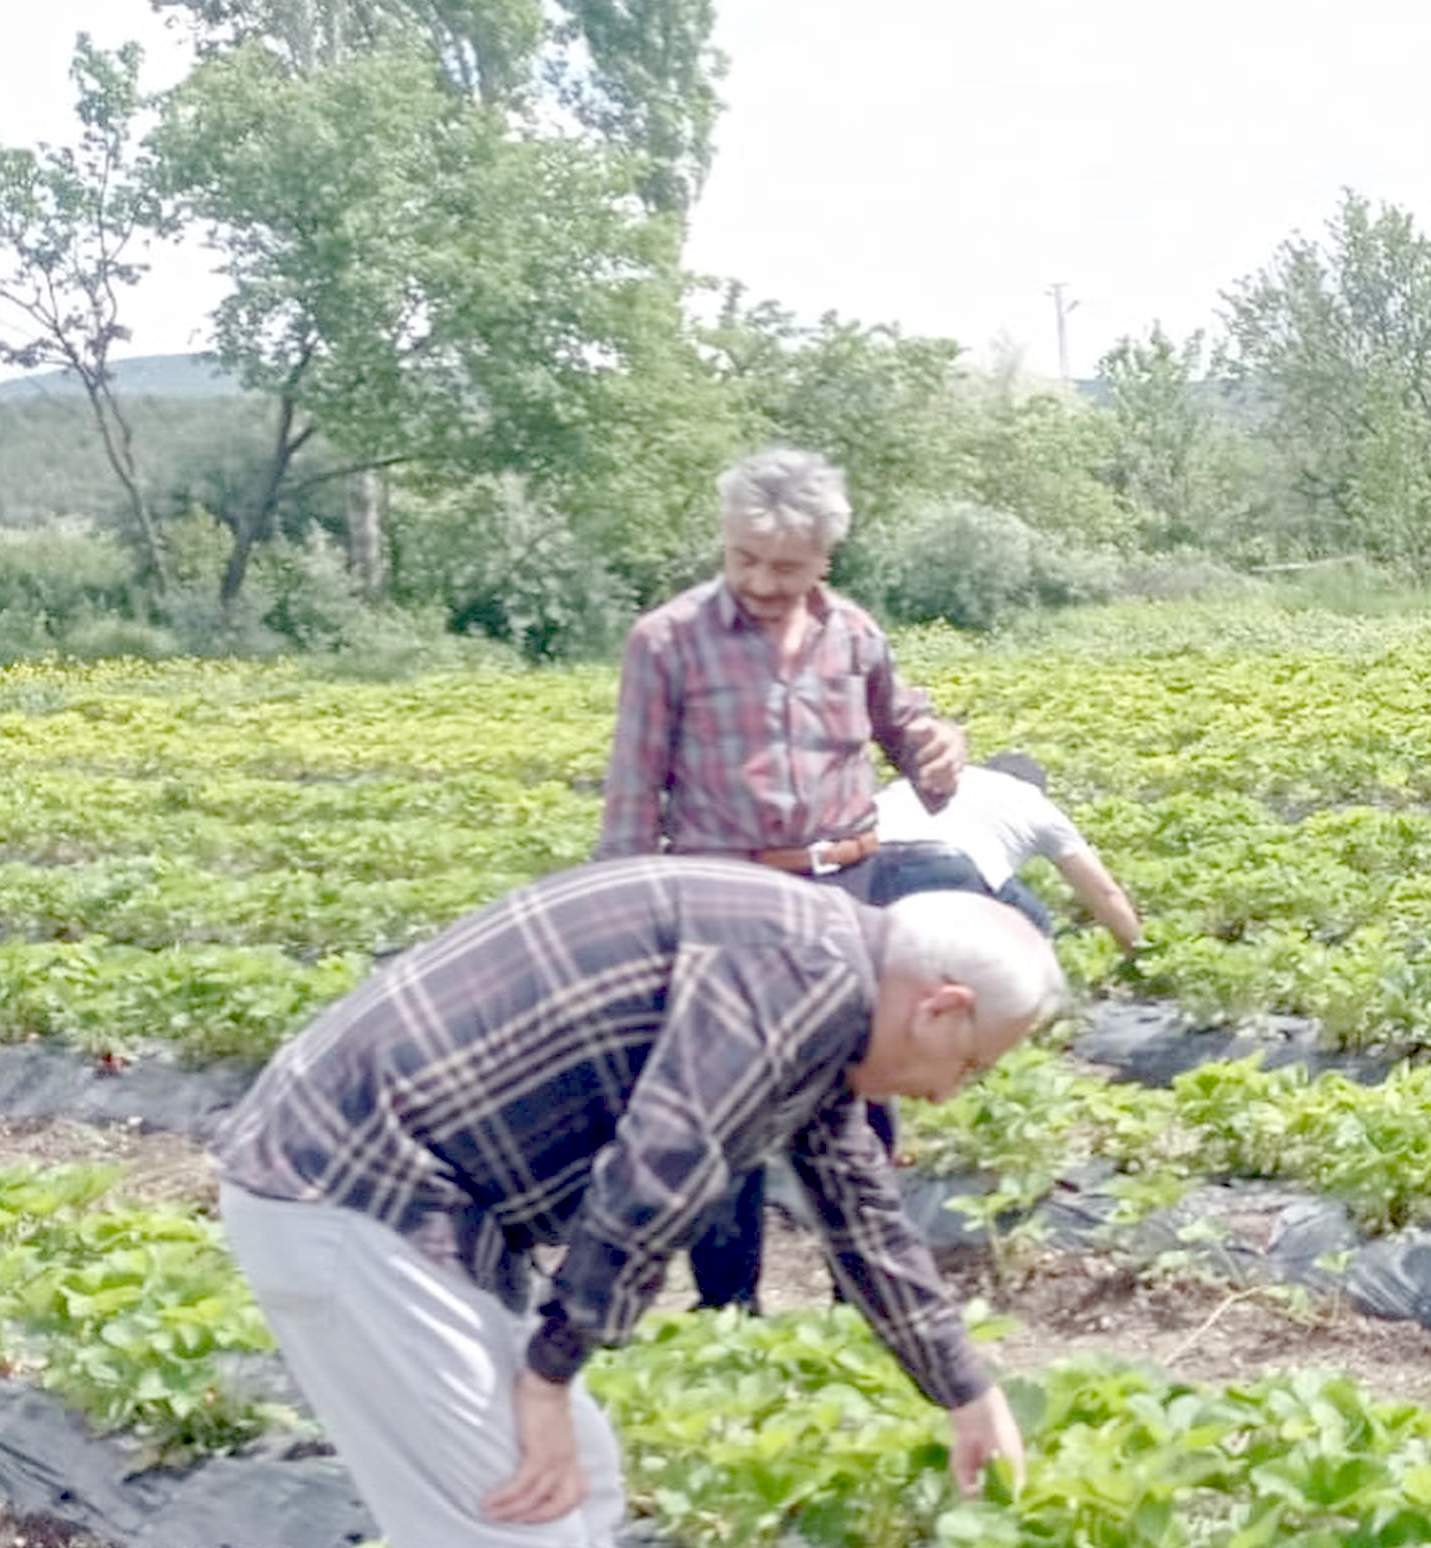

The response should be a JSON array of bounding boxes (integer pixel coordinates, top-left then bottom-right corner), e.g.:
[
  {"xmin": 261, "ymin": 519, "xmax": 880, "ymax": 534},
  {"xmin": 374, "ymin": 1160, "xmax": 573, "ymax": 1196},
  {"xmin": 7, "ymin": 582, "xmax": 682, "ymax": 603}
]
[
  {"xmin": 882, "ymin": 890, "xmax": 1066, "ymax": 1031},
  {"xmin": 717, "ymin": 448, "xmax": 852, "ymax": 548}
]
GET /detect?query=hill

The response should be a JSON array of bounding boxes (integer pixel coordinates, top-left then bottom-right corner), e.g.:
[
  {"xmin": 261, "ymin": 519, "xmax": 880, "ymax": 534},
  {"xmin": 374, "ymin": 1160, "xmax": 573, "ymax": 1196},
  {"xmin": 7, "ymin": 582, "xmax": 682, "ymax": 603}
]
[{"xmin": 0, "ymin": 353, "xmax": 242, "ymax": 404}]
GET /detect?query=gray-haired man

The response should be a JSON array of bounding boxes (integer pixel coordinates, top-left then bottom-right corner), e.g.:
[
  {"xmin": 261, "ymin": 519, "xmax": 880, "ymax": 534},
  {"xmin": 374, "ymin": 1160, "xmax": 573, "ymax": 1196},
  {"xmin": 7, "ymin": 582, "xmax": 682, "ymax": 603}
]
[
  {"xmin": 215, "ymin": 857, "xmax": 1063, "ymax": 1548},
  {"xmin": 597, "ymin": 447, "xmax": 966, "ymax": 1308}
]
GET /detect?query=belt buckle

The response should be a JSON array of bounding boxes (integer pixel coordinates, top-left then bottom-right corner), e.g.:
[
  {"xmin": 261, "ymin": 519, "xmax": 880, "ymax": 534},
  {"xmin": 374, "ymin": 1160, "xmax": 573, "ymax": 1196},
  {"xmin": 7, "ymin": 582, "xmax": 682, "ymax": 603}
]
[{"xmin": 808, "ymin": 840, "xmax": 841, "ymax": 877}]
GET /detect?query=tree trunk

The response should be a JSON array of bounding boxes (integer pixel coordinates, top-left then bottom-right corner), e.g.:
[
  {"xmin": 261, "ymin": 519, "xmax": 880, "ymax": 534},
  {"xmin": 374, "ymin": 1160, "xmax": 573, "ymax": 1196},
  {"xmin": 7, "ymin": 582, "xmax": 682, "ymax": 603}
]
[{"xmin": 345, "ymin": 467, "xmax": 387, "ymax": 598}]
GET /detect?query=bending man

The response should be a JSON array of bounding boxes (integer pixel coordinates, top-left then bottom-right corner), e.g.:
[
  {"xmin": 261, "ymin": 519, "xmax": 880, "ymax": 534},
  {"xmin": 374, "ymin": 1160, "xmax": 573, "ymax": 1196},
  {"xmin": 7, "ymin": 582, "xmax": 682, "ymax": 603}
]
[
  {"xmin": 216, "ymin": 857, "xmax": 1063, "ymax": 1548},
  {"xmin": 875, "ymin": 751, "xmax": 1142, "ymax": 951}
]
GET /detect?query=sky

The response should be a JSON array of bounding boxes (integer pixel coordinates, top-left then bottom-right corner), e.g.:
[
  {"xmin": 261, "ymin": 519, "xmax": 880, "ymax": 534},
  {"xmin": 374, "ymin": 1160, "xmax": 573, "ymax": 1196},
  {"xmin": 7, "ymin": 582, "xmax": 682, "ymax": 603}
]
[{"xmin": 5, "ymin": 0, "xmax": 1431, "ymax": 380}]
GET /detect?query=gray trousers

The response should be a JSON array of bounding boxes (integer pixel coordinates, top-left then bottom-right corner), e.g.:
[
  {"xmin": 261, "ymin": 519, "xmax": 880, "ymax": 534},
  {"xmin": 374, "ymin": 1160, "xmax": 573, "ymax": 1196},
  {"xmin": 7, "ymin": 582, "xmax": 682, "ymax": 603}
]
[{"xmin": 220, "ymin": 1183, "xmax": 625, "ymax": 1548}]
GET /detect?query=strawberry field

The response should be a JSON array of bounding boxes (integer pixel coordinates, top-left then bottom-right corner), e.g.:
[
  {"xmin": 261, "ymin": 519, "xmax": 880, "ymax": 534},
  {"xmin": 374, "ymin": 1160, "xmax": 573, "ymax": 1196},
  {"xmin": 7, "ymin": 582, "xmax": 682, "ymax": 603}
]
[{"xmin": 5, "ymin": 598, "xmax": 1431, "ymax": 1546}]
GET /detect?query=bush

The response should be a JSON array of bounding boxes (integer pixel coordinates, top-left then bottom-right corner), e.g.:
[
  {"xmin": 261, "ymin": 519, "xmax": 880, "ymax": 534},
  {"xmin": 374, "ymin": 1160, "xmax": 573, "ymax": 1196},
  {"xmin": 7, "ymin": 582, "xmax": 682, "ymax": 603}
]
[
  {"xmin": 390, "ymin": 475, "xmax": 636, "ymax": 660},
  {"xmin": 158, "ymin": 581, "xmax": 286, "ymax": 659},
  {"xmin": 1028, "ymin": 541, "xmax": 1125, "ymax": 608},
  {"xmin": 0, "ymin": 525, "xmax": 136, "ymax": 638},
  {"xmin": 873, "ymin": 499, "xmax": 1036, "ymax": 630},
  {"xmin": 60, "ymin": 617, "xmax": 182, "ymax": 660}
]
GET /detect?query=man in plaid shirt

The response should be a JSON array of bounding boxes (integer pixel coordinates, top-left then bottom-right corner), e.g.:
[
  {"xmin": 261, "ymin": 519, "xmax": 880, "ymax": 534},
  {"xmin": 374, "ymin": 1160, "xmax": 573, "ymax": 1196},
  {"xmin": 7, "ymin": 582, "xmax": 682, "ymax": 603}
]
[
  {"xmin": 216, "ymin": 857, "xmax": 1063, "ymax": 1547},
  {"xmin": 597, "ymin": 447, "xmax": 966, "ymax": 1310}
]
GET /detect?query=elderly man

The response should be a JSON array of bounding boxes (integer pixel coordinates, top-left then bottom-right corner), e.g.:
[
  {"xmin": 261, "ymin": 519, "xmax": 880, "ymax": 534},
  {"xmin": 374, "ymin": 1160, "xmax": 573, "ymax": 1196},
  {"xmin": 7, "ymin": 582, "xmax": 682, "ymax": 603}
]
[
  {"xmin": 597, "ymin": 447, "xmax": 965, "ymax": 1310},
  {"xmin": 216, "ymin": 858, "xmax": 1063, "ymax": 1548}
]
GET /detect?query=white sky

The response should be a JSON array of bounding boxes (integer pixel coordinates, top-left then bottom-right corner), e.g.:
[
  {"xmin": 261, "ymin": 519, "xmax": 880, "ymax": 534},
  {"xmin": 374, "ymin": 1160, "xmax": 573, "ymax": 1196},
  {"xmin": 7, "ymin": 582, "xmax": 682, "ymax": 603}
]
[{"xmin": 5, "ymin": 0, "xmax": 1431, "ymax": 380}]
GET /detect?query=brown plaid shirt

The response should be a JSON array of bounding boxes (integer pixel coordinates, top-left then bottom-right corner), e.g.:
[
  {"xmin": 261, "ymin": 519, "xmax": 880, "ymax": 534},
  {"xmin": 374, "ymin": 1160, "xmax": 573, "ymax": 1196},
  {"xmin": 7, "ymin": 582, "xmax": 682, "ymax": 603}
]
[
  {"xmin": 596, "ymin": 578, "xmax": 937, "ymax": 857},
  {"xmin": 214, "ymin": 857, "xmax": 987, "ymax": 1408}
]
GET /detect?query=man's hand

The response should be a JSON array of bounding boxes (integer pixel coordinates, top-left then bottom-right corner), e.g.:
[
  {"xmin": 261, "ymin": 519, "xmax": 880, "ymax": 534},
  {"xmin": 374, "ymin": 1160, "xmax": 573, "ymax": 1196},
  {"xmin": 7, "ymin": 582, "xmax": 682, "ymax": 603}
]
[
  {"xmin": 483, "ymin": 1369, "xmax": 586, "ymax": 1525},
  {"xmin": 912, "ymin": 717, "xmax": 967, "ymax": 803},
  {"xmin": 949, "ymin": 1384, "xmax": 1025, "ymax": 1498}
]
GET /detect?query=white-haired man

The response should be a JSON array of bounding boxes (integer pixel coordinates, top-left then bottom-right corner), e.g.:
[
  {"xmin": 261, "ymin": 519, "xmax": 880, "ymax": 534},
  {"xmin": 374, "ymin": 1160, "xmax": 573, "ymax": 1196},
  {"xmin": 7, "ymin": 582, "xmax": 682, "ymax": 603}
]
[
  {"xmin": 597, "ymin": 447, "xmax": 966, "ymax": 1309},
  {"xmin": 216, "ymin": 858, "xmax": 1063, "ymax": 1548}
]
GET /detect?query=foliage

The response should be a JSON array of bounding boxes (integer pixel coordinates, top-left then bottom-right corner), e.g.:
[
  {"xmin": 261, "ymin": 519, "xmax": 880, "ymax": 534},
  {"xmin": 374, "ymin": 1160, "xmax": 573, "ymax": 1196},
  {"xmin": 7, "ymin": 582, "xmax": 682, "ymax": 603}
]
[
  {"xmin": 904, "ymin": 1041, "xmax": 1431, "ymax": 1240},
  {"xmin": 1098, "ymin": 325, "xmax": 1270, "ymax": 556},
  {"xmin": 953, "ymin": 380, "xmax": 1137, "ymax": 551},
  {"xmin": 388, "ymin": 475, "xmax": 637, "ymax": 658},
  {"xmin": 590, "ymin": 1307, "xmax": 1431, "ymax": 1547},
  {"xmin": 705, "ymin": 290, "xmax": 968, "ymax": 533},
  {"xmin": 156, "ymin": 40, "xmax": 687, "ymax": 600},
  {"xmin": 0, "ymin": 37, "xmax": 174, "ymax": 583},
  {"xmin": 1222, "ymin": 189, "xmax": 1431, "ymax": 571},
  {"xmin": 0, "ymin": 526, "xmax": 136, "ymax": 649},
  {"xmin": 0, "ymin": 1164, "xmax": 280, "ymax": 1460},
  {"xmin": 153, "ymin": 0, "xmax": 725, "ymax": 217},
  {"xmin": 873, "ymin": 500, "xmax": 1036, "ymax": 631}
]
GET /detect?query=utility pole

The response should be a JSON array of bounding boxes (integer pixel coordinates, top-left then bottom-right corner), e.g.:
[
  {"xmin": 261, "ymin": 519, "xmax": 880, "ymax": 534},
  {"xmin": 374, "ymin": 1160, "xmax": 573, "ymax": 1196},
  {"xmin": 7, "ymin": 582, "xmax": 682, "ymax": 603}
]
[{"xmin": 1046, "ymin": 282, "xmax": 1079, "ymax": 383}]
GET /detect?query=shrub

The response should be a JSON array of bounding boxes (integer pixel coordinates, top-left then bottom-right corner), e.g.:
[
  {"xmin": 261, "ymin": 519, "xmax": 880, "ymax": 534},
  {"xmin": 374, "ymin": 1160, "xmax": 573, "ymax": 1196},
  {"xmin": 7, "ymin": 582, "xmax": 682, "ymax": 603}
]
[
  {"xmin": 60, "ymin": 617, "xmax": 182, "ymax": 660},
  {"xmin": 390, "ymin": 475, "xmax": 636, "ymax": 660},
  {"xmin": 0, "ymin": 525, "xmax": 136, "ymax": 637},
  {"xmin": 874, "ymin": 500, "xmax": 1036, "ymax": 630}
]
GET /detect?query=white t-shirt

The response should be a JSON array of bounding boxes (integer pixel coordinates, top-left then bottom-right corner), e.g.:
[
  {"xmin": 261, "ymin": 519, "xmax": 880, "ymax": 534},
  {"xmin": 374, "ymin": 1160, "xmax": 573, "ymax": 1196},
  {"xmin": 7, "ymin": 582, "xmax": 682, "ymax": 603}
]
[{"xmin": 875, "ymin": 766, "xmax": 1088, "ymax": 890}]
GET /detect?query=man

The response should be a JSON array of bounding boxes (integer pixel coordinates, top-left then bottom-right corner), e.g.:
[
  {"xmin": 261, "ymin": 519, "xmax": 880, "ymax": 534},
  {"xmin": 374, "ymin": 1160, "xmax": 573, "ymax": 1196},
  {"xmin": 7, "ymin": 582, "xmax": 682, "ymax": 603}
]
[
  {"xmin": 597, "ymin": 447, "xmax": 965, "ymax": 1309},
  {"xmin": 215, "ymin": 857, "xmax": 1064, "ymax": 1548},
  {"xmin": 875, "ymin": 752, "xmax": 1143, "ymax": 952}
]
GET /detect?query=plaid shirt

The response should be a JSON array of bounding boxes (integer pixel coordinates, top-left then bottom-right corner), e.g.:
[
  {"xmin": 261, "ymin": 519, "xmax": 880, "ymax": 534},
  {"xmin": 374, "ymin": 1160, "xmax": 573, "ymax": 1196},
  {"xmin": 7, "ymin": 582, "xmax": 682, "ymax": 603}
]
[
  {"xmin": 214, "ymin": 858, "xmax": 987, "ymax": 1408},
  {"xmin": 596, "ymin": 578, "xmax": 937, "ymax": 857}
]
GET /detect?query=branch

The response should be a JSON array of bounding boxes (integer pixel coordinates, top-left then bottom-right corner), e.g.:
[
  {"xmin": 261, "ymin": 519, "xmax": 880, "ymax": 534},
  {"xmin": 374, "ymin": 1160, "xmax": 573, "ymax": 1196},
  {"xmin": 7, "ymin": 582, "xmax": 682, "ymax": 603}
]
[{"xmin": 281, "ymin": 454, "xmax": 409, "ymax": 502}]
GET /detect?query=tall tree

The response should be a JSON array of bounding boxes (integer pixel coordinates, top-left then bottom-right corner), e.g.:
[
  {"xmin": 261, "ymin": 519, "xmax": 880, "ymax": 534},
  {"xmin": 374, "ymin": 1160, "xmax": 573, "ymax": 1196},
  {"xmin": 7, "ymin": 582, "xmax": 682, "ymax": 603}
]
[
  {"xmin": 151, "ymin": 0, "xmax": 722, "ymax": 215},
  {"xmin": 157, "ymin": 42, "xmax": 682, "ymax": 602},
  {"xmin": 0, "ymin": 37, "xmax": 172, "ymax": 585},
  {"xmin": 1098, "ymin": 324, "xmax": 1253, "ymax": 552},
  {"xmin": 1222, "ymin": 190, "xmax": 1431, "ymax": 568}
]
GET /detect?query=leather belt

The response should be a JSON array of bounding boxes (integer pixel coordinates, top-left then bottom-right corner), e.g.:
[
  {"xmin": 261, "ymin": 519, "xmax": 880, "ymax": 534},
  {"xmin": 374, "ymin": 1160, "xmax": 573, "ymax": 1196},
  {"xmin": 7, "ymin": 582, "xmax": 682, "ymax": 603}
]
[{"xmin": 753, "ymin": 831, "xmax": 879, "ymax": 876}]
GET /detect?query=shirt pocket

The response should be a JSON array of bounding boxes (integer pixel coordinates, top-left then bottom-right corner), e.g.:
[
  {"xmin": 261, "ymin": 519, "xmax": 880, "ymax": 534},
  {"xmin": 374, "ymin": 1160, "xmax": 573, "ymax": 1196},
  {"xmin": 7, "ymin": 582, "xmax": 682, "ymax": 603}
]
[{"xmin": 811, "ymin": 671, "xmax": 871, "ymax": 752}]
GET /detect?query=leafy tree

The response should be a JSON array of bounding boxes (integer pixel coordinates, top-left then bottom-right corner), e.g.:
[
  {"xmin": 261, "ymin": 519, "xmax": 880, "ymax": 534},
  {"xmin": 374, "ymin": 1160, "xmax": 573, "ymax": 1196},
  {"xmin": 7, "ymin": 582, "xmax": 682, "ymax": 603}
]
[
  {"xmin": 156, "ymin": 42, "xmax": 685, "ymax": 602},
  {"xmin": 152, "ymin": 0, "xmax": 723, "ymax": 216},
  {"xmin": 0, "ymin": 38, "xmax": 173, "ymax": 584},
  {"xmin": 1221, "ymin": 189, "xmax": 1431, "ymax": 569},
  {"xmin": 1098, "ymin": 324, "xmax": 1266, "ymax": 555},
  {"xmin": 705, "ymin": 285, "xmax": 968, "ymax": 526},
  {"xmin": 955, "ymin": 381, "xmax": 1136, "ymax": 551}
]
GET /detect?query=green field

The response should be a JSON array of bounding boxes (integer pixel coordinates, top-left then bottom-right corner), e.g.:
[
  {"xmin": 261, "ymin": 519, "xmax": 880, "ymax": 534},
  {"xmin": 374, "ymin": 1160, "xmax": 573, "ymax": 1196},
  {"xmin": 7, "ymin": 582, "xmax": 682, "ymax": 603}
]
[{"xmin": 5, "ymin": 597, "xmax": 1431, "ymax": 1545}]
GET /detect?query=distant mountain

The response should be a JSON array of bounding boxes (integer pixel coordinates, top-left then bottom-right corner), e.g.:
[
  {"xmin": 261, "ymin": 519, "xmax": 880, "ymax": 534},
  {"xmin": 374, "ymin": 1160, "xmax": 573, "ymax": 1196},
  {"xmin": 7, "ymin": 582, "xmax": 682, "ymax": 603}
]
[{"xmin": 0, "ymin": 353, "xmax": 242, "ymax": 403}]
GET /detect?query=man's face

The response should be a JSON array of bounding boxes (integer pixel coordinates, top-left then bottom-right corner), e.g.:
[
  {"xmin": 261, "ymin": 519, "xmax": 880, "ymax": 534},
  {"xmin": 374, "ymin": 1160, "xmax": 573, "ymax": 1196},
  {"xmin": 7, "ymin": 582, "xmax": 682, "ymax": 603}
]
[{"xmin": 722, "ymin": 524, "xmax": 829, "ymax": 627}]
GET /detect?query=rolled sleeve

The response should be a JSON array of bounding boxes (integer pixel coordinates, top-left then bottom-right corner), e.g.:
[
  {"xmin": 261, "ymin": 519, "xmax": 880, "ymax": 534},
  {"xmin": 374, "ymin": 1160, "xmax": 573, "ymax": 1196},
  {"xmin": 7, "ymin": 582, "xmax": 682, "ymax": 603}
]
[{"xmin": 787, "ymin": 1093, "xmax": 990, "ymax": 1410}]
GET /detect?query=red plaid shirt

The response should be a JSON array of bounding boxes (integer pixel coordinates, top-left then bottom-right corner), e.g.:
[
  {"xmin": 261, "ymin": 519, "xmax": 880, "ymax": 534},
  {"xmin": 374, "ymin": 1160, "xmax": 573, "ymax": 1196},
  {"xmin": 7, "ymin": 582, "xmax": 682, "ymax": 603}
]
[{"xmin": 597, "ymin": 578, "xmax": 936, "ymax": 857}]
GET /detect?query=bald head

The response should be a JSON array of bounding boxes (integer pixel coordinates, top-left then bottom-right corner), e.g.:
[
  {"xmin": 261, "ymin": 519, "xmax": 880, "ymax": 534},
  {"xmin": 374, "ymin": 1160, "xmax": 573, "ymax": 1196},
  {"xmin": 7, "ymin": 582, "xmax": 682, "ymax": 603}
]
[{"xmin": 882, "ymin": 889, "xmax": 1065, "ymax": 1031}]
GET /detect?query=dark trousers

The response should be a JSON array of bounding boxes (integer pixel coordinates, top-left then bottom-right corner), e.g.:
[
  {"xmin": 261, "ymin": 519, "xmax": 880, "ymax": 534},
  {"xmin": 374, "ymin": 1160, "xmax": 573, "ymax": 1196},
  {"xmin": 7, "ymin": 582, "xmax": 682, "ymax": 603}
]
[
  {"xmin": 872, "ymin": 841, "xmax": 1054, "ymax": 938},
  {"xmin": 688, "ymin": 856, "xmax": 892, "ymax": 1312}
]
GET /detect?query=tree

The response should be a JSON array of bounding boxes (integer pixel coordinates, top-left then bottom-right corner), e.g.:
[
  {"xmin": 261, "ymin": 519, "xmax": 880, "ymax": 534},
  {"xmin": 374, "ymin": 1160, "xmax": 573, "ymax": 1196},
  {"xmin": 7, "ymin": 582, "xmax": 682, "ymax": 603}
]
[
  {"xmin": 156, "ymin": 42, "xmax": 686, "ymax": 602},
  {"xmin": 706, "ymin": 286, "xmax": 968, "ymax": 528},
  {"xmin": 152, "ymin": 0, "xmax": 723, "ymax": 216},
  {"xmin": 1098, "ymin": 324, "xmax": 1259, "ymax": 554},
  {"xmin": 0, "ymin": 37, "xmax": 173, "ymax": 585},
  {"xmin": 1221, "ymin": 189, "xmax": 1431, "ymax": 569}
]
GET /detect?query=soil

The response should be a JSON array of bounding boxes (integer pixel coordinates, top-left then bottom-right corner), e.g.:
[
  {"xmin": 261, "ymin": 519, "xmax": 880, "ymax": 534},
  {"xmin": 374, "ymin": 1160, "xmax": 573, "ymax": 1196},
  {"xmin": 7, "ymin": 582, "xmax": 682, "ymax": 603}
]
[
  {"xmin": 653, "ymin": 1209, "xmax": 1431, "ymax": 1407},
  {"xmin": 0, "ymin": 1118, "xmax": 218, "ymax": 1209},
  {"xmin": 0, "ymin": 1510, "xmax": 116, "ymax": 1548}
]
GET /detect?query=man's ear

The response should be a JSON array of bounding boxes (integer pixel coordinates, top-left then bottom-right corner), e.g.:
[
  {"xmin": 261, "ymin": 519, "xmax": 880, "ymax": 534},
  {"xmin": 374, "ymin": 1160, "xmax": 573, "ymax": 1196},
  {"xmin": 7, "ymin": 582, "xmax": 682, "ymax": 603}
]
[
  {"xmin": 925, "ymin": 982, "xmax": 974, "ymax": 1016},
  {"xmin": 912, "ymin": 981, "xmax": 974, "ymax": 1041}
]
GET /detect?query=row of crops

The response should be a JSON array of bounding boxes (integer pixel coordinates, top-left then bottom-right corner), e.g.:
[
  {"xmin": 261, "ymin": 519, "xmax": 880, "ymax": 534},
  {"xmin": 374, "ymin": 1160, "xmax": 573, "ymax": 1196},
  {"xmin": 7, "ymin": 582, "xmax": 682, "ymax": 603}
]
[{"xmin": 5, "ymin": 600, "xmax": 1431, "ymax": 1544}]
